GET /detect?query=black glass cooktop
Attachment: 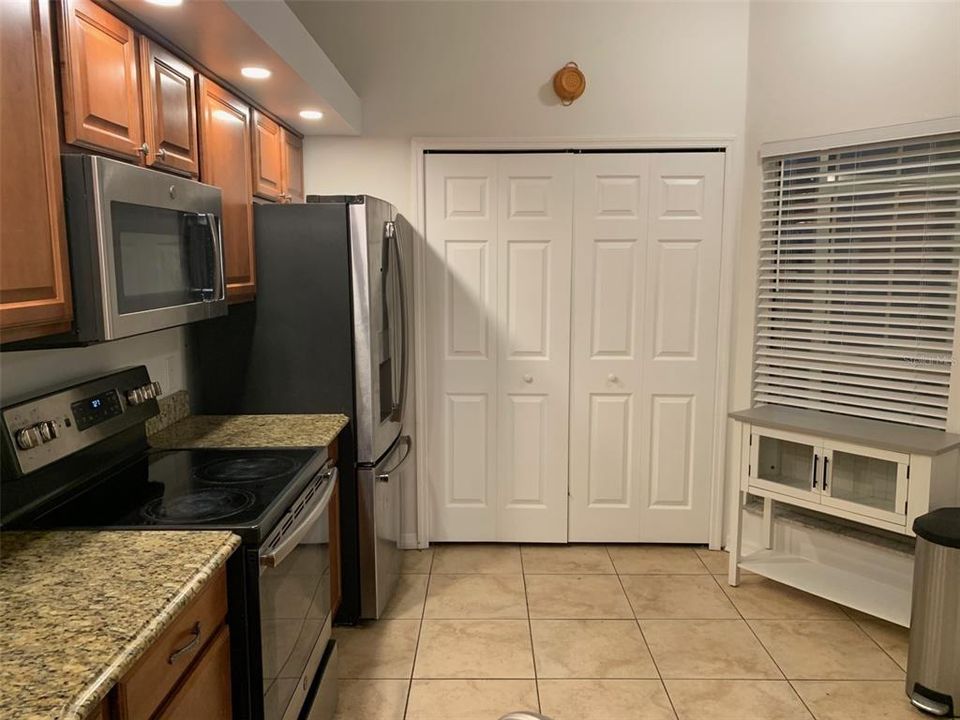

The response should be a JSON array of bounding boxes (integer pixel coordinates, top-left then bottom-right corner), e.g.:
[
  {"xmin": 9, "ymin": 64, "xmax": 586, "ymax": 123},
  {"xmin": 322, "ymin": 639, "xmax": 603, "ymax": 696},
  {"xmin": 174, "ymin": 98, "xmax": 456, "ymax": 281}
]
[{"xmin": 29, "ymin": 448, "xmax": 323, "ymax": 543}]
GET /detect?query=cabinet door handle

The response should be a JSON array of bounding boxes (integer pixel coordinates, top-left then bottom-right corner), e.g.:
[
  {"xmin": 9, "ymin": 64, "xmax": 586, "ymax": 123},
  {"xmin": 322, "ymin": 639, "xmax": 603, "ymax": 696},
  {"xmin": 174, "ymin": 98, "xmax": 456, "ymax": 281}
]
[
  {"xmin": 137, "ymin": 142, "xmax": 150, "ymax": 156},
  {"xmin": 156, "ymin": 147, "xmax": 166, "ymax": 159},
  {"xmin": 812, "ymin": 454, "xmax": 819, "ymax": 490},
  {"xmin": 167, "ymin": 622, "xmax": 201, "ymax": 664},
  {"xmin": 822, "ymin": 456, "xmax": 829, "ymax": 491}
]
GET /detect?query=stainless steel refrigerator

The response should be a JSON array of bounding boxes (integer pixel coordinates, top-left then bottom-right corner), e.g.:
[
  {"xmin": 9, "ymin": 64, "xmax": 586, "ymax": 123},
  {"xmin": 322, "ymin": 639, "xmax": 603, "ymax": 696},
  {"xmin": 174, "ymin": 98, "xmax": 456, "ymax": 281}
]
[{"xmin": 189, "ymin": 196, "xmax": 413, "ymax": 621}]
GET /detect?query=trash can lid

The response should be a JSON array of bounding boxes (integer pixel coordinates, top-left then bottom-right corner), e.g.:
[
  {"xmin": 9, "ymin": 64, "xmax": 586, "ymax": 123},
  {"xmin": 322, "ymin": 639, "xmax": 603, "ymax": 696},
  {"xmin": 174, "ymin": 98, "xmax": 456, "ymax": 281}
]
[{"xmin": 913, "ymin": 508, "xmax": 960, "ymax": 549}]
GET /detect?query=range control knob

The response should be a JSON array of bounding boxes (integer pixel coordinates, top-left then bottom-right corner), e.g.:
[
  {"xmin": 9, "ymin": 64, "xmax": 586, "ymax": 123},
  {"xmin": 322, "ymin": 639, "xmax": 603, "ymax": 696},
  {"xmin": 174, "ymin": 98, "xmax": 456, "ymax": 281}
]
[
  {"xmin": 15, "ymin": 426, "xmax": 43, "ymax": 450},
  {"xmin": 126, "ymin": 388, "xmax": 145, "ymax": 406},
  {"xmin": 38, "ymin": 420, "xmax": 60, "ymax": 442},
  {"xmin": 127, "ymin": 382, "xmax": 162, "ymax": 406}
]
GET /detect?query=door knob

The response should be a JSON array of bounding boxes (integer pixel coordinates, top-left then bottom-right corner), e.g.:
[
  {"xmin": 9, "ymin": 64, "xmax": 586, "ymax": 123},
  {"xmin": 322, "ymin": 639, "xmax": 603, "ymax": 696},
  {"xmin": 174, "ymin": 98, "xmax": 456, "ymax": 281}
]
[
  {"xmin": 522, "ymin": 374, "xmax": 533, "ymax": 384},
  {"xmin": 608, "ymin": 374, "xmax": 618, "ymax": 383}
]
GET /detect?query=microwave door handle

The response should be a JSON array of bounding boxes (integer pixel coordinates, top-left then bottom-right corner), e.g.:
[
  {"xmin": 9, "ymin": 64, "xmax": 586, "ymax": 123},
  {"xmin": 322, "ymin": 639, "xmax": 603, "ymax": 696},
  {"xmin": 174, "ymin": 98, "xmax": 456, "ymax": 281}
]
[
  {"xmin": 260, "ymin": 467, "xmax": 338, "ymax": 568},
  {"xmin": 204, "ymin": 213, "xmax": 226, "ymax": 302}
]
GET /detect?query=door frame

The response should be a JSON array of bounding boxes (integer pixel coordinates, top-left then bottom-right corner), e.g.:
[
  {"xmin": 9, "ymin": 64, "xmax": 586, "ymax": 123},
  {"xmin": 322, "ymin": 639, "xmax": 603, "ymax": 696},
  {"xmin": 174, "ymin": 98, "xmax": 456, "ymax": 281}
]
[{"xmin": 409, "ymin": 136, "xmax": 744, "ymax": 550}]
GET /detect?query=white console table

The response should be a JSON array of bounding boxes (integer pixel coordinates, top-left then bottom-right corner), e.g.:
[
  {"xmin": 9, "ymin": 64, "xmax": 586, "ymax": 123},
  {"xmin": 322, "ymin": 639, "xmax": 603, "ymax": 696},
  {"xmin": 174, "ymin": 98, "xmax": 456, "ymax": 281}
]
[{"xmin": 727, "ymin": 405, "xmax": 960, "ymax": 626}]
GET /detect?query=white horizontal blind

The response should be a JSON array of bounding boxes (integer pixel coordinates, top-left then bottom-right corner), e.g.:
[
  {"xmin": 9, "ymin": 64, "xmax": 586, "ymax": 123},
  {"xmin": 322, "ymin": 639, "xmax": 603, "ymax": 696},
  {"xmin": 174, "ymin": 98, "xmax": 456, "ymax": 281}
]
[{"xmin": 755, "ymin": 132, "xmax": 960, "ymax": 429}]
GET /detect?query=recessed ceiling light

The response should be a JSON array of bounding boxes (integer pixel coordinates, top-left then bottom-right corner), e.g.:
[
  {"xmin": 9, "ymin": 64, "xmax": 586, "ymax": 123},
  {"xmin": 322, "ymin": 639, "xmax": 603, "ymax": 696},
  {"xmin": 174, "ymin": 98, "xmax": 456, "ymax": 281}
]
[
  {"xmin": 241, "ymin": 67, "xmax": 271, "ymax": 80},
  {"xmin": 145, "ymin": 0, "xmax": 182, "ymax": 7},
  {"xmin": 299, "ymin": 110, "xmax": 324, "ymax": 121}
]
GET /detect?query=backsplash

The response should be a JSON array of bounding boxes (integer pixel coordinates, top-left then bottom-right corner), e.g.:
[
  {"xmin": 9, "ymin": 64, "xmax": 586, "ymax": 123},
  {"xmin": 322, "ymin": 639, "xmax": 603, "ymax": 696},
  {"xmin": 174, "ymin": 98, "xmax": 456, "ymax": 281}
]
[{"xmin": 145, "ymin": 390, "xmax": 190, "ymax": 436}]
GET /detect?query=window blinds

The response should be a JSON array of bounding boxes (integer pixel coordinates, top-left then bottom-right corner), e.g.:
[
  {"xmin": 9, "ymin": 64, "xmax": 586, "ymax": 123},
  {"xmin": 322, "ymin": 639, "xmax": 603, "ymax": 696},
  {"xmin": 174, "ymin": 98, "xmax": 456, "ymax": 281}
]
[{"xmin": 754, "ymin": 132, "xmax": 960, "ymax": 430}]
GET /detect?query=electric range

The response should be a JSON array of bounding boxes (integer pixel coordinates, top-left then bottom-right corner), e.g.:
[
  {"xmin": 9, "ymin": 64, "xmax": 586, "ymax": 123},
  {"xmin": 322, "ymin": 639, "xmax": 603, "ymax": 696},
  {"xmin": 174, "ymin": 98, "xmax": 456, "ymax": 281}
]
[{"xmin": 0, "ymin": 366, "xmax": 339, "ymax": 720}]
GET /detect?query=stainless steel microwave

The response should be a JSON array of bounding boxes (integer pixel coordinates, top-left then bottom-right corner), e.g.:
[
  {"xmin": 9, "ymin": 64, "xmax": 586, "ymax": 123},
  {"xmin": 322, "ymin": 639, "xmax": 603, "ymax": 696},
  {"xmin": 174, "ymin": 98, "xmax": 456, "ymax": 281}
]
[{"xmin": 52, "ymin": 155, "xmax": 227, "ymax": 344}]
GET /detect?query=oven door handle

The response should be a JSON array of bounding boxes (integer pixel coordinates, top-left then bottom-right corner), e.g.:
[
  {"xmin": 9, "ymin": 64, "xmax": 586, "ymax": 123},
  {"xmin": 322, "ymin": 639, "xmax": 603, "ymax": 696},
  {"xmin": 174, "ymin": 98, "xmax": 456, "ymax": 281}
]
[{"xmin": 259, "ymin": 466, "xmax": 338, "ymax": 569}]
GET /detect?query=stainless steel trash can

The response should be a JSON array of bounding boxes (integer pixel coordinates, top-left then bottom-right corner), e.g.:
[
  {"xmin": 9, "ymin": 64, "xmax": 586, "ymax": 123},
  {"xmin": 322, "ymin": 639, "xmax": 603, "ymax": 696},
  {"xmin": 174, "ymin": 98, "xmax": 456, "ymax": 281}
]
[{"xmin": 907, "ymin": 507, "xmax": 960, "ymax": 717}]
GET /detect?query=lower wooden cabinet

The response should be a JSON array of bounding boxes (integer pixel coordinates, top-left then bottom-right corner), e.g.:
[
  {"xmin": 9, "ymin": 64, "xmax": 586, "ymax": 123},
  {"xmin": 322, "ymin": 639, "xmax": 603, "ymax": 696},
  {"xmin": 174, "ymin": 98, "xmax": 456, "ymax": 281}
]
[
  {"xmin": 0, "ymin": 0, "xmax": 74, "ymax": 344},
  {"xmin": 113, "ymin": 565, "xmax": 230, "ymax": 720},
  {"xmin": 198, "ymin": 77, "xmax": 256, "ymax": 303},
  {"xmin": 154, "ymin": 626, "xmax": 232, "ymax": 720}
]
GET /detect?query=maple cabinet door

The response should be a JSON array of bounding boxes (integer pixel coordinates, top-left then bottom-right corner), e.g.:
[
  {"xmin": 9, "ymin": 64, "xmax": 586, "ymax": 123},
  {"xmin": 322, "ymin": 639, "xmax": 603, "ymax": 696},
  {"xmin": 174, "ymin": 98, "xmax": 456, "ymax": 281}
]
[
  {"xmin": 251, "ymin": 109, "xmax": 283, "ymax": 201},
  {"xmin": 140, "ymin": 39, "xmax": 199, "ymax": 176},
  {"xmin": 281, "ymin": 129, "xmax": 305, "ymax": 203},
  {"xmin": 59, "ymin": 0, "xmax": 144, "ymax": 160},
  {"xmin": 0, "ymin": 0, "xmax": 73, "ymax": 343},
  {"xmin": 198, "ymin": 76, "xmax": 256, "ymax": 303}
]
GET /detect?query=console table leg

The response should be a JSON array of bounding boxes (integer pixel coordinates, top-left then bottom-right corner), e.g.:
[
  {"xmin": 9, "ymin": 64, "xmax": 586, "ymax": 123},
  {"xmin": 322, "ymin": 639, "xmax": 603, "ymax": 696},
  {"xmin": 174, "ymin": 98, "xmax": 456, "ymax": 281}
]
[
  {"xmin": 763, "ymin": 497, "xmax": 774, "ymax": 550},
  {"xmin": 728, "ymin": 490, "xmax": 745, "ymax": 586}
]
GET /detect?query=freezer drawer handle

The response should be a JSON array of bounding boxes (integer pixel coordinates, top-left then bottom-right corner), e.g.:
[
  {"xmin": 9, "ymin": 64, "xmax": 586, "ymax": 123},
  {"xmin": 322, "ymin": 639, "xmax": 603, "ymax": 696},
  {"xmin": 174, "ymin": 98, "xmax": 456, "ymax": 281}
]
[{"xmin": 377, "ymin": 435, "xmax": 412, "ymax": 482}]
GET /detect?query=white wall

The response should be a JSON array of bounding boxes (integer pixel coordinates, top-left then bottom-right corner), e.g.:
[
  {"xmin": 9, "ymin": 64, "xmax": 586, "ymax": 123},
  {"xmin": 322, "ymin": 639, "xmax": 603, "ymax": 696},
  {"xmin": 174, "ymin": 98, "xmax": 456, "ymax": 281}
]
[
  {"xmin": 0, "ymin": 328, "xmax": 189, "ymax": 405},
  {"xmin": 296, "ymin": 0, "xmax": 752, "ymax": 215}
]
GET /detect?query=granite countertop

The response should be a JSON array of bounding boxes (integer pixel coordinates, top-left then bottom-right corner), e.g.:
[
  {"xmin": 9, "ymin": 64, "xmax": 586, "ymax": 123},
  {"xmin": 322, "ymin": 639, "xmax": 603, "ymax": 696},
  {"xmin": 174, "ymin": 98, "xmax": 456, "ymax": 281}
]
[
  {"xmin": 0, "ymin": 531, "xmax": 239, "ymax": 720},
  {"xmin": 148, "ymin": 413, "xmax": 349, "ymax": 450}
]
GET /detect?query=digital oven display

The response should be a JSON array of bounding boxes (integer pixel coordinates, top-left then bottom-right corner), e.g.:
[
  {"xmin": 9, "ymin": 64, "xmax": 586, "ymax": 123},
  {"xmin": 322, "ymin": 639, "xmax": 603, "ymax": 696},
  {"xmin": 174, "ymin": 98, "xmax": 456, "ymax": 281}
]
[{"xmin": 70, "ymin": 390, "xmax": 122, "ymax": 431}]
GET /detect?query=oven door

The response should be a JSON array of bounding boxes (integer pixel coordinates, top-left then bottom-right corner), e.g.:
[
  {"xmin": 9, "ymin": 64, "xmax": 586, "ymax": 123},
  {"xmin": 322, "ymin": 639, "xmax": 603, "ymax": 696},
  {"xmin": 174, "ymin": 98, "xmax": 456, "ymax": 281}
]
[
  {"xmin": 259, "ymin": 465, "xmax": 338, "ymax": 720},
  {"xmin": 68, "ymin": 154, "xmax": 227, "ymax": 341}
]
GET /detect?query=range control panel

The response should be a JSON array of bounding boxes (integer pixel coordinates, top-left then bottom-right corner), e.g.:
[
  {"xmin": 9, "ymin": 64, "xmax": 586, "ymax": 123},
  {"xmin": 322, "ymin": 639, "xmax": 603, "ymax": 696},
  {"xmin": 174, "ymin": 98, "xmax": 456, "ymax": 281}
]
[{"xmin": 1, "ymin": 367, "xmax": 162, "ymax": 478}]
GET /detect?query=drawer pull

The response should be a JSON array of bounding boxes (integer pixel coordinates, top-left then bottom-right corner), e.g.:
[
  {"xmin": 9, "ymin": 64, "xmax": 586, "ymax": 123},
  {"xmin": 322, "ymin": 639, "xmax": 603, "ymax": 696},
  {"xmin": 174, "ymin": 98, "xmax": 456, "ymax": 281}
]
[{"xmin": 167, "ymin": 622, "xmax": 202, "ymax": 664}]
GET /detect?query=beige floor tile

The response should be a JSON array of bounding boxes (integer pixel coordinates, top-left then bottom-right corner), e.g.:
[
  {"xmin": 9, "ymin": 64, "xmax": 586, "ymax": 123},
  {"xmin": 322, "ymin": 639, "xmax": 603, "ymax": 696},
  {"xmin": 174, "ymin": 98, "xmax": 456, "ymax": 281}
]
[
  {"xmin": 749, "ymin": 620, "xmax": 904, "ymax": 680},
  {"xmin": 640, "ymin": 619, "xmax": 783, "ymax": 679},
  {"xmin": 432, "ymin": 543, "xmax": 522, "ymax": 574},
  {"xmin": 401, "ymin": 548, "xmax": 434, "ymax": 574},
  {"xmin": 333, "ymin": 679, "xmax": 408, "ymax": 720},
  {"xmin": 622, "ymin": 575, "xmax": 739, "ymax": 619},
  {"xmin": 846, "ymin": 609, "xmax": 909, "ymax": 670},
  {"xmin": 608, "ymin": 545, "xmax": 709, "ymax": 574},
  {"xmin": 531, "ymin": 619, "xmax": 658, "ymax": 679},
  {"xmin": 721, "ymin": 576, "xmax": 848, "ymax": 620},
  {"xmin": 695, "ymin": 548, "xmax": 732, "ymax": 575},
  {"xmin": 333, "ymin": 619, "xmax": 421, "ymax": 678},
  {"xmin": 792, "ymin": 680, "xmax": 920, "ymax": 720},
  {"xmin": 381, "ymin": 574, "xmax": 429, "ymax": 619},
  {"xmin": 665, "ymin": 679, "xmax": 813, "ymax": 720},
  {"xmin": 521, "ymin": 544, "xmax": 615, "ymax": 574},
  {"xmin": 424, "ymin": 574, "xmax": 527, "ymax": 619},
  {"xmin": 525, "ymin": 574, "xmax": 633, "ymax": 619},
  {"xmin": 539, "ymin": 679, "xmax": 677, "ymax": 720},
  {"xmin": 406, "ymin": 679, "xmax": 539, "ymax": 719},
  {"xmin": 414, "ymin": 619, "xmax": 534, "ymax": 678}
]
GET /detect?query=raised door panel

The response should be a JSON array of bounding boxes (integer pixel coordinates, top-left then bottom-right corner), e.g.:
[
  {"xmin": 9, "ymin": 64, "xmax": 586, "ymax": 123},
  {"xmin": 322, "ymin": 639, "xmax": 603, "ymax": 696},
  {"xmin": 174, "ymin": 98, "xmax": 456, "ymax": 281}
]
[
  {"xmin": 252, "ymin": 110, "xmax": 283, "ymax": 201},
  {"xmin": 497, "ymin": 154, "xmax": 573, "ymax": 542},
  {"xmin": 140, "ymin": 39, "xmax": 198, "ymax": 176},
  {"xmin": 636, "ymin": 153, "xmax": 725, "ymax": 542},
  {"xmin": 568, "ymin": 155, "xmax": 649, "ymax": 541},
  {"xmin": 198, "ymin": 77, "xmax": 255, "ymax": 302},
  {"xmin": 425, "ymin": 155, "xmax": 499, "ymax": 540},
  {"xmin": 281, "ymin": 129, "xmax": 304, "ymax": 203},
  {"xmin": 59, "ymin": 0, "xmax": 143, "ymax": 159},
  {"xmin": 0, "ymin": 0, "xmax": 73, "ymax": 343},
  {"xmin": 154, "ymin": 625, "xmax": 232, "ymax": 720}
]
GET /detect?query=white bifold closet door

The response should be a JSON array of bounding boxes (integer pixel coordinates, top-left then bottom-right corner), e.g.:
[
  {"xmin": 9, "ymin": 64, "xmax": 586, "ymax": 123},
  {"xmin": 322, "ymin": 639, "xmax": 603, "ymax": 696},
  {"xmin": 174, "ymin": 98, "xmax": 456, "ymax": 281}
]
[
  {"xmin": 568, "ymin": 152, "xmax": 725, "ymax": 542},
  {"xmin": 425, "ymin": 153, "xmax": 574, "ymax": 542}
]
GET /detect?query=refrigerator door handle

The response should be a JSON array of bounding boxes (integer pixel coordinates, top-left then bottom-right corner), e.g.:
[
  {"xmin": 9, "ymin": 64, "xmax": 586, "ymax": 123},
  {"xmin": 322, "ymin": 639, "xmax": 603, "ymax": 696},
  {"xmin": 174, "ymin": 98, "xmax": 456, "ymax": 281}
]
[
  {"xmin": 390, "ymin": 221, "xmax": 409, "ymax": 421},
  {"xmin": 377, "ymin": 435, "xmax": 412, "ymax": 481}
]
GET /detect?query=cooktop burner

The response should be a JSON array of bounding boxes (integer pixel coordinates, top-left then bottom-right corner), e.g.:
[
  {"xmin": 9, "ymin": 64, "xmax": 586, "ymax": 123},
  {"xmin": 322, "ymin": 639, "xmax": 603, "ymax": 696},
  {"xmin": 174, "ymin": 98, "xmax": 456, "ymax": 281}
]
[
  {"xmin": 197, "ymin": 456, "xmax": 300, "ymax": 484},
  {"xmin": 141, "ymin": 488, "xmax": 257, "ymax": 523}
]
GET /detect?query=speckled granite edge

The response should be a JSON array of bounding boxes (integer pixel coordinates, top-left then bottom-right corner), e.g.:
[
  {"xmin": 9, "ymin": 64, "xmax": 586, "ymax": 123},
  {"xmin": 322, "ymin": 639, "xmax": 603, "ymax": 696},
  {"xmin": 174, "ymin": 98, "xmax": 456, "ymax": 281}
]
[
  {"xmin": 0, "ymin": 531, "xmax": 240, "ymax": 720},
  {"xmin": 64, "ymin": 536, "xmax": 238, "ymax": 720},
  {"xmin": 148, "ymin": 413, "xmax": 349, "ymax": 450},
  {"xmin": 144, "ymin": 390, "xmax": 191, "ymax": 437}
]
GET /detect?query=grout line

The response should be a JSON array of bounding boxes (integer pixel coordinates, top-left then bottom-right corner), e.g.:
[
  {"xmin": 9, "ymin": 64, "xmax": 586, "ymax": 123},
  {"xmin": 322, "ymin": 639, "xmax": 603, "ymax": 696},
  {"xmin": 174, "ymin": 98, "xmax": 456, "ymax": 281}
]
[
  {"xmin": 606, "ymin": 544, "xmax": 681, "ymax": 720},
  {"xmin": 401, "ymin": 552, "xmax": 432, "ymax": 720},
  {"xmin": 520, "ymin": 545, "xmax": 543, "ymax": 714}
]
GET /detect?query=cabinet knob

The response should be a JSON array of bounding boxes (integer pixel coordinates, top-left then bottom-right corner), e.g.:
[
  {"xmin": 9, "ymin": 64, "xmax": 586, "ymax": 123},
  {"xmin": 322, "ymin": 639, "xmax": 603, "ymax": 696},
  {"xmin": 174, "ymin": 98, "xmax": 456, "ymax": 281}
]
[
  {"xmin": 607, "ymin": 374, "xmax": 618, "ymax": 383},
  {"xmin": 137, "ymin": 142, "xmax": 150, "ymax": 156},
  {"xmin": 156, "ymin": 147, "xmax": 166, "ymax": 159},
  {"xmin": 522, "ymin": 374, "xmax": 533, "ymax": 384}
]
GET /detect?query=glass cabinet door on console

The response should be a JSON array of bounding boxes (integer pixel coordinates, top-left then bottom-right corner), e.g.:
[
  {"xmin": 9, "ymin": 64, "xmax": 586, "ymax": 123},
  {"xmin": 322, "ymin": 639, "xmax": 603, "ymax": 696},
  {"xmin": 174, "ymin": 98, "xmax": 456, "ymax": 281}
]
[
  {"xmin": 748, "ymin": 429, "xmax": 823, "ymax": 503},
  {"xmin": 821, "ymin": 441, "xmax": 909, "ymax": 525}
]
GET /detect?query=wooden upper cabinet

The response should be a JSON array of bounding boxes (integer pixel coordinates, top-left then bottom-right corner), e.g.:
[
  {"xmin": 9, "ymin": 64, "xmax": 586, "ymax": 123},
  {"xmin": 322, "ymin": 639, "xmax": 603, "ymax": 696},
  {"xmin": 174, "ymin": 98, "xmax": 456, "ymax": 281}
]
[
  {"xmin": 198, "ymin": 77, "xmax": 256, "ymax": 303},
  {"xmin": 59, "ymin": 0, "xmax": 143, "ymax": 160},
  {"xmin": 140, "ymin": 39, "xmax": 198, "ymax": 176},
  {"xmin": 0, "ymin": 0, "xmax": 73, "ymax": 343},
  {"xmin": 281, "ymin": 129, "xmax": 305, "ymax": 203},
  {"xmin": 252, "ymin": 110, "xmax": 283, "ymax": 201}
]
